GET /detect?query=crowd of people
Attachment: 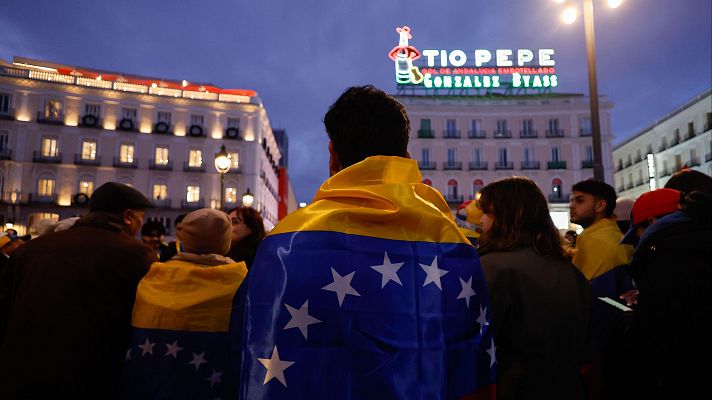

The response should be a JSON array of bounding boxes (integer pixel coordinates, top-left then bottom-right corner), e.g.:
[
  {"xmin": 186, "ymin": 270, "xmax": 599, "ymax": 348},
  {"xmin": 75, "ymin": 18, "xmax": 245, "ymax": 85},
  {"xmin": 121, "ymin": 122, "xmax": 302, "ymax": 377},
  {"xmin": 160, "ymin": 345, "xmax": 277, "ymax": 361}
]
[{"xmin": 0, "ymin": 85, "xmax": 709, "ymax": 399}]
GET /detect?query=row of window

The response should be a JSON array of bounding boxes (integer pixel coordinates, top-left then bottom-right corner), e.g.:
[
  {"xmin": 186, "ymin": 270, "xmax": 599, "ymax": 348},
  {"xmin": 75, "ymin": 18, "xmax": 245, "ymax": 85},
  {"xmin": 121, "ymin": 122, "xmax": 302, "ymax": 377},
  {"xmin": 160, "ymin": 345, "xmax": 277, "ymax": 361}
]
[
  {"xmin": 34, "ymin": 136, "xmax": 240, "ymax": 170},
  {"xmin": 415, "ymin": 117, "xmax": 592, "ymax": 138},
  {"xmin": 617, "ymin": 113, "xmax": 712, "ymax": 171},
  {"xmin": 617, "ymin": 151, "xmax": 706, "ymax": 192},
  {"xmin": 33, "ymin": 176, "xmax": 242, "ymax": 205},
  {"xmin": 0, "ymin": 92, "xmax": 242, "ymax": 131},
  {"xmin": 419, "ymin": 146, "xmax": 593, "ymax": 165},
  {"xmin": 423, "ymin": 178, "xmax": 569, "ymax": 202}
]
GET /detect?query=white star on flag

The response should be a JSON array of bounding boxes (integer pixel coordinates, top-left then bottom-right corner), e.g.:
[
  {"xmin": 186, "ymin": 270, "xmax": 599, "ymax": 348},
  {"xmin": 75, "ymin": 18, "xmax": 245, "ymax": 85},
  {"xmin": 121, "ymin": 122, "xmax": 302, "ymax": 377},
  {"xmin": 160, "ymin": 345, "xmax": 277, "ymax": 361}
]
[
  {"xmin": 188, "ymin": 352, "xmax": 208, "ymax": 371},
  {"xmin": 164, "ymin": 340, "xmax": 184, "ymax": 359},
  {"xmin": 487, "ymin": 338, "xmax": 497, "ymax": 368},
  {"xmin": 258, "ymin": 346, "xmax": 295, "ymax": 387},
  {"xmin": 420, "ymin": 257, "xmax": 448, "ymax": 290},
  {"xmin": 206, "ymin": 369, "xmax": 222, "ymax": 388},
  {"xmin": 476, "ymin": 304, "xmax": 489, "ymax": 335},
  {"xmin": 457, "ymin": 276, "xmax": 477, "ymax": 308},
  {"xmin": 370, "ymin": 252, "xmax": 404, "ymax": 288},
  {"xmin": 322, "ymin": 267, "xmax": 361, "ymax": 307},
  {"xmin": 138, "ymin": 338, "xmax": 155, "ymax": 356},
  {"xmin": 283, "ymin": 300, "xmax": 321, "ymax": 340}
]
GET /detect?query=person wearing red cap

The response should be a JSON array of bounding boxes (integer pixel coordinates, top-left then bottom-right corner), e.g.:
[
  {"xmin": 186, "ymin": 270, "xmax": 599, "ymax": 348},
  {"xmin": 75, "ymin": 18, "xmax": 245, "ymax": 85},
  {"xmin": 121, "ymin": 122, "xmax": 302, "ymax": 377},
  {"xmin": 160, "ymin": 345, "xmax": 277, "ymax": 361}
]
[{"xmin": 620, "ymin": 188, "xmax": 682, "ymax": 247}]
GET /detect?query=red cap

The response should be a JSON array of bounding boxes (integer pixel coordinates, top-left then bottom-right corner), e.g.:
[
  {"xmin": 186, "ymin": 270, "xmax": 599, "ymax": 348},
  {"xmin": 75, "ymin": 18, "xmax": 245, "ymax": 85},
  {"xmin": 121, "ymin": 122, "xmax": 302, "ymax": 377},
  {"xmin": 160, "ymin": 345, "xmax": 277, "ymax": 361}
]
[{"xmin": 631, "ymin": 188, "xmax": 681, "ymax": 225}]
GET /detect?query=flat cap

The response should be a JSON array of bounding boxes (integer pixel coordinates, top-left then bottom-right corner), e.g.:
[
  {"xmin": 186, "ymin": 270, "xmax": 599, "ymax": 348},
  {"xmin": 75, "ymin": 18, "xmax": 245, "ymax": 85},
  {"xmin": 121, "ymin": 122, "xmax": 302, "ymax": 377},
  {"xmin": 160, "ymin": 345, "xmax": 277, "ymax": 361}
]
[{"xmin": 89, "ymin": 182, "xmax": 153, "ymax": 213}]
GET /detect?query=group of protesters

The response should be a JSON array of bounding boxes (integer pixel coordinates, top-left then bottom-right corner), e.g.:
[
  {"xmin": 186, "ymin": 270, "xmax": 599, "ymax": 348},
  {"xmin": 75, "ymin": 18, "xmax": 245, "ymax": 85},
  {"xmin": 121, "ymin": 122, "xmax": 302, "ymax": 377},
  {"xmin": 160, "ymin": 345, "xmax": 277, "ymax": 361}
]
[{"xmin": 0, "ymin": 85, "xmax": 709, "ymax": 400}]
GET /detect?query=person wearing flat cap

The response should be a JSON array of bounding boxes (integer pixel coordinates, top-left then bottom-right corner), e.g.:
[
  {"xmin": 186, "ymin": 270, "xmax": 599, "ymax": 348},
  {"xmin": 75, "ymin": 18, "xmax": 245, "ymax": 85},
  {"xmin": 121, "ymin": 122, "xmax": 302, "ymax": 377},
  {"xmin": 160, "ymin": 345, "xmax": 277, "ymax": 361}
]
[
  {"xmin": 121, "ymin": 208, "xmax": 248, "ymax": 399},
  {"xmin": 0, "ymin": 182, "xmax": 157, "ymax": 398}
]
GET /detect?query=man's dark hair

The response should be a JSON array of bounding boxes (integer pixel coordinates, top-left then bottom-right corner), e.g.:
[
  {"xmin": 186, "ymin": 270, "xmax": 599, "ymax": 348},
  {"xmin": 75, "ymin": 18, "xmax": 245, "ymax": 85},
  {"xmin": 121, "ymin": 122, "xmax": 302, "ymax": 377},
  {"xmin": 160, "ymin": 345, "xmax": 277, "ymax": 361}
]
[
  {"xmin": 324, "ymin": 85, "xmax": 410, "ymax": 168},
  {"xmin": 572, "ymin": 179, "xmax": 617, "ymax": 217},
  {"xmin": 664, "ymin": 169, "xmax": 712, "ymax": 197},
  {"xmin": 141, "ymin": 220, "xmax": 166, "ymax": 236}
]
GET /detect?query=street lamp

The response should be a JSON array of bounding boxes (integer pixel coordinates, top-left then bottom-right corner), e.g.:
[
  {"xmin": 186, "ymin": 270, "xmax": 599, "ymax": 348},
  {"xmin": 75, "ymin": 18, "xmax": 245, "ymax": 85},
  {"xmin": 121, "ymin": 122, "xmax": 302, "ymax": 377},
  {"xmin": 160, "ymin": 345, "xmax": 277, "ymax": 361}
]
[
  {"xmin": 242, "ymin": 188, "xmax": 254, "ymax": 208},
  {"xmin": 556, "ymin": 0, "xmax": 622, "ymax": 181},
  {"xmin": 214, "ymin": 144, "xmax": 231, "ymax": 210}
]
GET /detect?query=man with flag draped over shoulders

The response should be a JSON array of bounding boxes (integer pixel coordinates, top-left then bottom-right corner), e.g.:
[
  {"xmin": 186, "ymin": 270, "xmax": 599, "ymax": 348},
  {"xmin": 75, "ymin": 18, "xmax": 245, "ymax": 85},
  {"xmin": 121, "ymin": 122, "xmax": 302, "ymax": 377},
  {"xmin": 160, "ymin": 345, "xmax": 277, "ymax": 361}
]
[{"xmin": 229, "ymin": 85, "xmax": 496, "ymax": 399}]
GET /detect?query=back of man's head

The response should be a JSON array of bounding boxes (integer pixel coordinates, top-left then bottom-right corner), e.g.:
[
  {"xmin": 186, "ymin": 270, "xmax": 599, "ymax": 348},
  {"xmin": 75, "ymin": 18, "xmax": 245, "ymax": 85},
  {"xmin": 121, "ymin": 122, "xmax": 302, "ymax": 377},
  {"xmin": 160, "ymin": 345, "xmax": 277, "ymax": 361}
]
[
  {"xmin": 89, "ymin": 182, "xmax": 153, "ymax": 215},
  {"xmin": 141, "ymin": 220, "xmax": 166, "ymax": 237},
  {"xmin": 572, "ymin": 179, "xmax": 617, "ymax": 217},
  {"xmin": 664, "ymin": 169, "xmax": 712, "ymax": 197},
  {"xmin": 324, "ymin": 85, "xmax": 410, "ymax": 168}
]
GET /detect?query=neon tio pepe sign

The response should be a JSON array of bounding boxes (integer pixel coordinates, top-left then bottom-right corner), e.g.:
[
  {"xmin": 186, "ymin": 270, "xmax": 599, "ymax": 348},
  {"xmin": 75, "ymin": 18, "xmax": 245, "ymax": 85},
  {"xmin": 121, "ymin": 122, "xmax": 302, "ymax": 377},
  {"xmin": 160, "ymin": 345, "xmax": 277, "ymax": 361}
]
[{"xmin": 388, "ymin": 26, "xmax": 558, "ymax": 90}]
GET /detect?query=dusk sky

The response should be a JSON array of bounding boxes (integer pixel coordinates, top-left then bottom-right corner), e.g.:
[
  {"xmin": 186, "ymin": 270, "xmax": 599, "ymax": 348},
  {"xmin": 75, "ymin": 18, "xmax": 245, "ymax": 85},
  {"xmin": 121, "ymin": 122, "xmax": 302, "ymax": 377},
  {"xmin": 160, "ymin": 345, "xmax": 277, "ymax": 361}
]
[{"xmin": 1, "ymin": 0, "xmax": 710, "ymax": 202}]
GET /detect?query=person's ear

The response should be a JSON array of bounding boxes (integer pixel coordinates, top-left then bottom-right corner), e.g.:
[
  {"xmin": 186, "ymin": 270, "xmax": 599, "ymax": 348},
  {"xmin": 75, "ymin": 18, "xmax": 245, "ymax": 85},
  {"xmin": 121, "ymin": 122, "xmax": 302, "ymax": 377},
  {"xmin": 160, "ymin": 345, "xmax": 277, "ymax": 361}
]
[
  {"xmin": 594, "ymin": 199, "xmax": 607, "ymax": 215},
  {"xmin": 328, "ymin": 141, "xmax": 341, "ymax": 176},
  {"xmin": 122, "ymin": 209, "xmax": 133, "ymax": 226}
]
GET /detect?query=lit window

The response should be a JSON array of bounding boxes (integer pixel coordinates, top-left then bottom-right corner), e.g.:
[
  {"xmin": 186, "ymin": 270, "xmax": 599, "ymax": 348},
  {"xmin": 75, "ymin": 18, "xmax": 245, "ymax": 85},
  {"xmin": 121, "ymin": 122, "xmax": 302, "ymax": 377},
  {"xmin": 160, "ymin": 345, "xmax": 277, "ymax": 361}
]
[
  {"xmin": 120, "ymin": 144, "xmax": 135, "ymax": 163},
  {"xmin": 41, "ymin": 137, "xmax": 59, "ymax": 157},
  {"xmin": 38, "ymin": 178, "xmax": 55, "ymax": 196},
  {"xmin": 153, "ymin": 184, "xmax": 168, "ymax": 200},
  {"xmin": 79, "ymin": 180, "xmax": 94, "ymax": 196},
  {"xmin": 81, "ymin": 140, "xmax": 97, "ymax": 160},
  {"xmin": 186, "ymin": 186, "xmax": 200, "ymax": 203},
  {"xmin": 44, "ymin": 98, "xmax": 63, "ymax": 120},
  {"xmin": 230, "ymin": 152, "xmax": 239, "ymax": 169},
  {"xmin": 155, "ymin": 146, "xmax": 169, "ymax": 165},
  {"xmin": 225, "ymin": 187, "xmax": 237, "ymax": 204},
  {"xmin": 189, "ymin": 149, "xmax": 203, "ymax": 167}
]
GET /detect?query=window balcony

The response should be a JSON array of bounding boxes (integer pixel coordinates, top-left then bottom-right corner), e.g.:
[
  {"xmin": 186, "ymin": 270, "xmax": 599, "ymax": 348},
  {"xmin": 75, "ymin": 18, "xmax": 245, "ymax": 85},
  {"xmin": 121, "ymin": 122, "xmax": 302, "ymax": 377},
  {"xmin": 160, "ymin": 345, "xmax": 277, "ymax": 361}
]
[
  {"xmin": 443, "ymin": 161, "xmax": 463, "ymax": 170},
  {"xmin": 580, "ymin": 129, "xmax": 592, "ymax": 137},
  {"xmin": 635, "ymin": 179, "xmax": 645, "ymax": 187},
  {"xmin": 113, "ymin": 156, "xmax": 138, "ymax": 169},
  {"xmin": 625, "ymin": 160, "xmax": 633, "ymax": 167},
  {"xmin": 626, "ymin": 182, "xmax": 635, "ymax": 190},
  {"xmin": 706, "ymin": 153, "xmax": 712, "ymax": 162},
  {"xmin": 417, "ymin": 129, "xmax": 435, "ymax": 138},
  {"xmin": 33, "ymin": 151, "xmax": 62, "ymax": 163},
  {"xmin": 36, "ymin": 112, "xmax": 64, "ymax": 125},
  {"xmin": 28, "ymin": 193, "xmax": 58, "ymax": 204},
  {"xmin": 689, "ymin": 157, "xmax": 701, "ymax": 167},
  {"xmin": 546, "ymin": 129, "xmax": 565, "ymax": 138},
  {"xmin": 493, "ymin": 130, "xmax": 511, "ymax": 139},
  {"xmin": 74, "ymin": 154, "xmax": 101, "ymax": 166},
  {"xmin": 418, "ymin": 161, "xmax": 436, "ymax": 170},
  {"xmin": 618, "ymin": 186, "xmax": 625, "ymax": 193},
  {"xmin": 0, "ymin": 148, "xmax": 11, "ymax": 160},
  {"xmin": 153, "ymin": 198, "xmax": 172, "ymax": 208},
  {"xmin": 183, "ymin": 161, "xmax": 206, "ymax": 172},
  {"xmin": 117, "ymin": 118, "xmax": 138, "ymax": 132},
  {"xmin": 548, "ymin": 193, "xmax": 569, "ymax": 203},
  {"xmin": 468, "ymin": 161, "xmax": 488, "ymax": 170},
  {"xmin": 79, "ymin": 115, "xmax": 102, "ymax": 129},
  {"xmin": 521, "ymin": 161, "xmax": 540, "ymax": 170},
  {"xmin": 519, "ymin": 130, "xmax": 538, "ymax": 138},
  {"xmin": 224, "ymin": 127, "xmax": 241, "ymax": 140},
  {"xmin": 153, "ymin": 122, "xmax": 173, "ymax": 135},
  {"xmin": 443, "ymin": 130, "xmax": 461, "ymax": 139},
  {"xmin": 670, "ymin": 137, "xmax": 680, "ymax": 146},
  {"xmin": 634, "ymin": 156, "xmax": 642, "ymax": 164},
  {"xmin": 181, "ymin": 199, "xmax": 204, "ymax": 209},
  {"xmin": 468, "ymin": 130, "xmax": 486, "ymax": 139},
  {"xmin": 684, "ymin": 131, "xmax": 696, "ymax": 141},
  {"xmin": 495, "ymin": 161, "xmax": 514, "ymax": 170},
  {"xmin": 445, "ymin": 194, "xmax": 464, "ymax": 204},
  {"xmin": 187, "ymin": 125, "xmax": 206, "ymax": 138},
  {"xmin": 149, "ymin": 158, "xmax": 173, "ymax": 170},
  {"xmin": 547, "ymin": 161, "xmax": 567, "ymax": 170},
  {"xmin": 659, "ymin": 143, "xmax": 667, "ymax": 152},
  {"xmin": 581, "ymin": 160, "xmax": 594, "ymax": 169},
  {"xmin": 704, "ymin": 123, "xmax": 711, "ymax": 132}
]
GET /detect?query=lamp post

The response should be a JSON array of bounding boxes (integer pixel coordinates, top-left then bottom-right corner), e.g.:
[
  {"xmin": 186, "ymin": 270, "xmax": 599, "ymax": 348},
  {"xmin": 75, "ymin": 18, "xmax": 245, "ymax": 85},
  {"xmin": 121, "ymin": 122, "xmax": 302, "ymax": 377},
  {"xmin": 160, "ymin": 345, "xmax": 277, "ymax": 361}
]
[
  {"xmin": 242, "ymin": 188, "xmax": 254, "ymax": 208},
  {"xmin": 214, "ymin": 144, "xmax": 231, "ymax": 210},
  {"xmin": 556, "ymin": 0, "xmax": 621, "ymax": 181}
]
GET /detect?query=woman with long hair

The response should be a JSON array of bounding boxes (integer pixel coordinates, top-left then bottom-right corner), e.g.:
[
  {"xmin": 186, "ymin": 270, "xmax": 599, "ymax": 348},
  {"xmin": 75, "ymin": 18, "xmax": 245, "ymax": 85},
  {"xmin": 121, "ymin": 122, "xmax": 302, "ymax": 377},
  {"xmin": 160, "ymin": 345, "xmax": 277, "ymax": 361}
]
[
  {"xmin": 226, "ymin": 206, "xmax": 265, "ymax": 268},
  {"xmin": 477, "ymin": 177, "xmax": 590, "ymax": 400}
]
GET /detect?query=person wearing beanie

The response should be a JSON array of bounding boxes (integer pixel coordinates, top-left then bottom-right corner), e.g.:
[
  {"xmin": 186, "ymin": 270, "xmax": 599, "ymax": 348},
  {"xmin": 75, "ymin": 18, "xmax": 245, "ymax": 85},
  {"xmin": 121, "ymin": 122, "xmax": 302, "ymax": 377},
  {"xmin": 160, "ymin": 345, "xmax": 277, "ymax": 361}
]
[
  {"xmin": 121, "ymin": 208, "xmax": 248, "ymax": 399},
  {"xmin": 0, "ymin": 182, "xmax": 155, "ymax": 398}
]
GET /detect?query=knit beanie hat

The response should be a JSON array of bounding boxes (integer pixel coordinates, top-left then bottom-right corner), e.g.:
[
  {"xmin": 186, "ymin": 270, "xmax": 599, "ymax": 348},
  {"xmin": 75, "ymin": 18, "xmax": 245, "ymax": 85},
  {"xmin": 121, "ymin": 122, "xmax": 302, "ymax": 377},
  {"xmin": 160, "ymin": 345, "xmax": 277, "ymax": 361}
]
[{"xmin": 177, "ymin": 208, "xmax": 231, "ymax": 255}]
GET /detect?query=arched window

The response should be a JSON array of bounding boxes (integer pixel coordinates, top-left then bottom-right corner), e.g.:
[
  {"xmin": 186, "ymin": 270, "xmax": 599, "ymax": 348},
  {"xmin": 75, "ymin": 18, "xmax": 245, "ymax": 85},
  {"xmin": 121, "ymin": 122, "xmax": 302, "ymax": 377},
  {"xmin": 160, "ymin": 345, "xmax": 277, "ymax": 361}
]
[
  {"xmin": 447, "ymin": 178, "xmax": 459, "ymax": 199},
  {"xmin": 473, "ymin": 179, "xmax": 484, "ymax": 196},
  {"xmin": 551, "ymin": 178, "xmax": 563, "ymax": 201}
]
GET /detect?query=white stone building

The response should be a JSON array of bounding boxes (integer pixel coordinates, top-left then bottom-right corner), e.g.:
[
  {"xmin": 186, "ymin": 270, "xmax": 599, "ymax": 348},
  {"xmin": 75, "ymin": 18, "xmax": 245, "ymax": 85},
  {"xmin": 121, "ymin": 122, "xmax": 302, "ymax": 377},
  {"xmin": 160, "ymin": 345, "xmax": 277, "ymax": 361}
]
[
  {"xmin": 613, "ymin": 88, "xmax": 711, "ymax": 199},
  {"xmin": 397, "ymin": 93, "xmax": 616, "ymax": 229},
  {"xmin": 0, "ymin": 57, "xmax": 282, "ymax": 235}
]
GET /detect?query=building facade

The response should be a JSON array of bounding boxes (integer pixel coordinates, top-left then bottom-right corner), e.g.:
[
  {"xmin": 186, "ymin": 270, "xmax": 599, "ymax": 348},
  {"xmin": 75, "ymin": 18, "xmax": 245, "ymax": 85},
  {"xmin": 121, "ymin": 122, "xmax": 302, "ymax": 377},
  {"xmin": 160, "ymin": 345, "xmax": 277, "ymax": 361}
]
[
  {"xmin": 0, "ymin": 57, "xmax": 282, "ymax": 235},
  {"xmin": 397, "ymin": 93, "xmax": 616, "ymax": 229},
  {"xmin": 613, "ymin": 88, "xmax": 711, "ymax": 199}
]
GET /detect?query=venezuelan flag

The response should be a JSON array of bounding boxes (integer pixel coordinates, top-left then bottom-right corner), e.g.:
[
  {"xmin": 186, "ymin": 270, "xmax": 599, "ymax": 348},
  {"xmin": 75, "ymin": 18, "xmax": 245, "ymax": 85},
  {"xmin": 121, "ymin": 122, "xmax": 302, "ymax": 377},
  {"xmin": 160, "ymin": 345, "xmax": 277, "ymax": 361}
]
[
  {"xmin": 122, "ymin": 258, "xmax": 247, "ymax": 399},
  {"xmin": 231, "ymin": 156, "xmax": 496, "ymax": 399}
]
